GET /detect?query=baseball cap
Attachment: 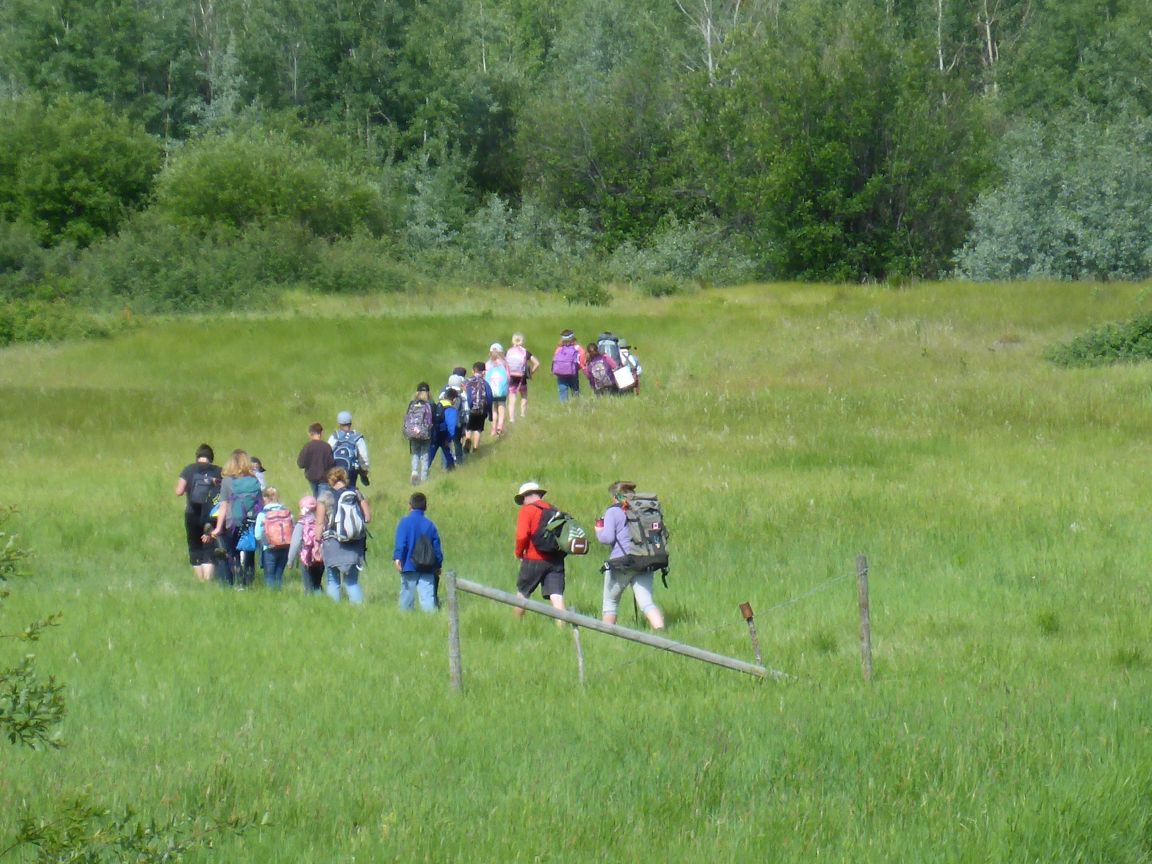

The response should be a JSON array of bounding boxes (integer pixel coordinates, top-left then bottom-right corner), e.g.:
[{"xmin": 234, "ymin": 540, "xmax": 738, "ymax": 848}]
[{"xmin": 337, "ymin": 411, "xmax": 353, "ymax": 425}]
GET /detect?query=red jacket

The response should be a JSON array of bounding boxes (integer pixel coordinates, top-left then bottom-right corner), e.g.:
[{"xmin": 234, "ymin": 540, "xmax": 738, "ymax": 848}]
[{"xmin": 515, "ymin": 500, "xmax": 560, "ymax": 561}]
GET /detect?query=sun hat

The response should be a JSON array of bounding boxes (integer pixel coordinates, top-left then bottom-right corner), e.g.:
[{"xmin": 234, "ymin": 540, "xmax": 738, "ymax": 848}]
[
  {"xmin": 490, "ymin": 342, "xmax": 504, "ymax": 353},
  {"xmin": 448, "ymin": 373, "xmax": 466, "ymax": 391},
  {"xmin": 609, "ymin": 480, "xmax": 637, "ymax": 495},
  {"xmin": 337, "ymin": 410, "xmax": 353, "ymax": 425},
  {"xmin": 514, "ymin": 481, "xmax": 547, "ymax": 505},
  {"xmin": 299, "ymin": 495, "xmax": 317, "ymax": 512},
  {"xmin": 618, "ymin": 340, "xmax": 631, "ymax": 348},
  {"xmin": 560, "ymin": 329, "xmax": 575, "ymax": 341}
]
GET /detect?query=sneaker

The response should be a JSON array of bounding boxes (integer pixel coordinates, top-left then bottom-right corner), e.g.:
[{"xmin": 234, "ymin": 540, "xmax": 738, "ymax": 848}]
[{"xmin": 410, "ymin": 472, "xmax": 420, "ymax": 486}]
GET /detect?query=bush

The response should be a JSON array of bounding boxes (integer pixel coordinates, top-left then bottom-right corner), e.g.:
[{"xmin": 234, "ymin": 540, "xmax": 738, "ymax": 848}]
[
  {"xmin": 0, "ymin": 300, "xmax": 115, "ymax": 347},
  {"xmin": 311, "ymin": 237, "xmax": 413, "ymax": 295},
  {"xmin": 154, "ymin": 129, "xmax": 395, "ymax": 238},
  {"xmin": 0, "ymin": 95, "xmax": 161, "ymax": 247},
  {"xmin": 605, "ymin": 216, "xmax": 756, "ymax": 287},
  {"xmin": 958, "ymin": 113, "xmax": 1152, "ymax": 281},
  {"xmin": 1046, "ymin": 313, "xmax": 1152, "ymax": 368}
]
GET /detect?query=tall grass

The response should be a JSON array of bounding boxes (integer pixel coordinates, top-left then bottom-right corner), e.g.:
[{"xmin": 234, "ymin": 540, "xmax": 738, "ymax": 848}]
[{"xmin": 3, "ymin": 281, "xmax": 1152, "ymax": 861}]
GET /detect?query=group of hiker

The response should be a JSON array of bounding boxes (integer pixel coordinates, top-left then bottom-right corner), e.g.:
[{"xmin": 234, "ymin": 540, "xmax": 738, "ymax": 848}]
[{"xmin": 174, "ymin": 326, "xmax": 661, "ymax": 620}]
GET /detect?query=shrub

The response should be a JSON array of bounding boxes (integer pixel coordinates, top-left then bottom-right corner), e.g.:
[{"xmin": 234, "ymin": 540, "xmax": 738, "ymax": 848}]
[
  {"xmin": 958, "ymin": 113, "xmax": 1152, "ymax": 281},
  {"xmin": 311, "ymin": 236, "xmax": 413, "ymax": 295},
  {"xmin": 1046, "ymin": 313, "xmax": 1152, "ymax": 367},
  {"xmin": 0, "ymin": 300, "xmax": 114, "ymax": 347}
]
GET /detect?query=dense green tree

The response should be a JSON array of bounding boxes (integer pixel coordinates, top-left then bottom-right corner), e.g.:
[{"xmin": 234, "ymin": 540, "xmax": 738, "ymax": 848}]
[{"xmin": 0, "ymin": 95, "xmax": 161, "ymax": 247}]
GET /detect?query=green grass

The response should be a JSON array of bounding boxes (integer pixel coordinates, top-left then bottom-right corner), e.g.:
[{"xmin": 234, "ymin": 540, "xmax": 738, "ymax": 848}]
[{"xmin": 4, "ymin": 281, "xmax": 1152, "ymax": 861}]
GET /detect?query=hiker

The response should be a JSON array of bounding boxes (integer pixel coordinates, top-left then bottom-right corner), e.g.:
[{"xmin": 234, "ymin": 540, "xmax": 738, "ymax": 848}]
[
  {"xmin": 297, "ymin": 422, "xmax": 335, "ymax": 498},
  {"xmin": 618, "ymin": 339, "xmax": 642, "ymax": 393},
  {"xmin": 392, "ymin": 491, "xmax": 444, "ymax": 613},
  {"xmin": 551, "ymin": 329, "xmax": 584, "ymax": 402},
  {"xmin": 597, "ymin": 331, "xmax": 622, "ymax": 366},
  {"xmin": 584, "ymin": 342, "xmax": 619, "ymax": 396},
  {"xmin": 506, "ymin": 332, "xmax": 541, "ymax": 422},
  {"xmin": 403, "ymin": 383, "xmax": 436, "ymax": 485},
  {"xmin": 485, "ymin": 343, "xmax": 510, "ymax": 436},
  {"xmin": 439, "ymin": 369, "xmax": 469, "ymax": 467},
  {"xmin": 175, "ymin": 443, "xmax": 221, "ymax": 583},
  {"xmin": 329, "ymin": 411, "xmax": 371, "ymax": 488},
  {"xmin": 513, "ymin": 481, "xmax": 567, "ymax": 618},
  {"xmin": 315, "ymin": 467, "xmax": 372, "ymax": 603},
  {"xmin": 210, "ymin": 449, "xmax": 263, "ymax": 589},
  {"xmin": 463, "ymin": 362, "xmax": 494, "ymax": 454},
  {"xmin": 595, "ymin": 481, "xmax": 665, "ymax": 630},
  {"xmin": 254, "ymin": 487, "xmax": 293, "ymax": 590},
  {"xmin": 427, "ymin": 387, "xmax": 459, "ymax": 475},
  {"xmin": 287, "ymin": 495, "xmax": 325, "ymax": 595}
]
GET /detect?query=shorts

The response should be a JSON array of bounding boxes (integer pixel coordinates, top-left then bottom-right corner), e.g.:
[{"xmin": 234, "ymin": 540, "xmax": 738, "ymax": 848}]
[
  {"xmin": 466, "ymin": 411, "xmax": 487, "ymax": 433},
  {"xmin": 517, "ymin": 558, "xmax": 566, "ymax": 599},
  {"xmin": 491, "ymin": 395, "xmax": 507, "ymax": 406},
  {"xmin": 509, "ymin": 376, "xmax": 527, "ymax": 395}
]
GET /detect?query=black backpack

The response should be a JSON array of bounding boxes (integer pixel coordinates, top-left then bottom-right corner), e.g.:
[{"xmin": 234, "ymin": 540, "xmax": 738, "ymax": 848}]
[
  {"xmin": 412, "ymin": 533, "xmax": 439, "ymax": 572},
  {"xmin": 188, "ymin": 464, "xmax": 221, "ymax": 506},
  {"xmin": 531, "ymin": 503, "xmax": 589, "ymax": 556}
]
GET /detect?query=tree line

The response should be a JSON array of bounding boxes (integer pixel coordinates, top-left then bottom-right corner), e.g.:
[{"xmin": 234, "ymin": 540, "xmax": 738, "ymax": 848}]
[{"xmin": 1, "ymin": 0, "xmax": 1150, "ymax": 323}]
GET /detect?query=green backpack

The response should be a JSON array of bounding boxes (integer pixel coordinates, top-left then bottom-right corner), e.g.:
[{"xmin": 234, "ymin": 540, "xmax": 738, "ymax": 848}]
[
  {"xmin": 532, "ymin": 504, "xmax": 589, "ymax": 556},
  {"xmin": 621, "ymin": 493, "xmax": 669, "ymax": 575}
]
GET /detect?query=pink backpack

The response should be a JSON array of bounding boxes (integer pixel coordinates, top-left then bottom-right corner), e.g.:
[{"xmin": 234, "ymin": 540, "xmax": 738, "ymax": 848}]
[
  {"xmin": 507, "ymin": 346, "xmax": 528, "ymax": 376},
  {"xmin": 299, "ymin": 514, "xmax": 323, "ymax": 567}
]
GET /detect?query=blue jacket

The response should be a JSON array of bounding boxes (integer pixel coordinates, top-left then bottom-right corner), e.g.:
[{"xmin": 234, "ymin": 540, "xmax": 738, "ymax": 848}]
[
  {"xmin": 437, "ymin": 401, "xmax": 458, "ymax": 439},
  {"xmin": 393, "ymin": 509, "xmax": 443, "ymax": 573}
]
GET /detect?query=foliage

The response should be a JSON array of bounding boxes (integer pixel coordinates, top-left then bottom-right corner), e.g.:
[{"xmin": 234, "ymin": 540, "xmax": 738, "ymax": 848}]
[
  {"xmin": 153, "ymin": 128, "xmax": 395, "ymax": 238},
  {"xmin": 0, "ymin": 95, "xmax": 161, "ymax": 247},
  {"xmin": 0, "ymin": 300, "xmax": 116, "ymax": 348},
  {"xmin": 1046, "ymin": 312, "xmax": 1152, "ymax": 367},
  {"xmin": 957, "ymin": 112, "xmax": 1152, "ymax": 281},
  {"xmin": 605, "ymin": 216, "xmax": 756, "ymax": 286}
]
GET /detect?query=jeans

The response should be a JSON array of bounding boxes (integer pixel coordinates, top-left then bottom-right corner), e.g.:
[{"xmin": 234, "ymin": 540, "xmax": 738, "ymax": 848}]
[
  {"xmin": 310, "ymin": 481, "xmax": 331, "ymax": 500},
  {"xmin": 452, "ymin": 436, "xmax": 464, "ymax": 466},
  {"xmin": 326, "ymin": 564, "xmax": 364, "ymax": 604},
  {"xmin": 262, "ymin": 547, "xmax": 288, "ymax": 589},
  {"xmin": 399, "ymin": 571, "xmax": 437, "ymax": 612},
  {"xmin": 427, "ymin": 436, "xmax": 455, "ymax": 474},
  {"xmin": 409, "ymin": 441, "xmax": 431, "ymax": 483},
  {"xmin": 302, "ymin": 562, "xmax": 325, "ymax": 594},
  {"xmin": 556, "ymin": 375, "xmax": 581, "ymax": 402}
]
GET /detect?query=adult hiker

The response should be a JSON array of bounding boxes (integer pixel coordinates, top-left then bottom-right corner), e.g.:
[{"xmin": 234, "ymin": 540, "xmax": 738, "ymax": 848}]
[
  {"xmin": 513, "ymin": 481, "xmax": 568, "ymax": 619},
  {"xmin": 315, "ymin": 467, "xmax": 372, "ymax": 604},
  {"xmin": 209, "ymin": 449, "xmax": 263, "ymax": 589},
  {"xmin": 618, "ymin": 339, "xmax": 642, "ymax": 393},
  {"xmin": 551, "ymin": 329, "xmax": 584, "ymax": 402},
  {"xmin": 506, "ymin": 332, "xmax": 541, "ymax": 423},
  {"xmin": 595, "ymin": 480, "xmax": 665, "ymax": 630},
  {"xmin": 297, "ymin": 422, "xmax": 335, "ymax": 498},
  {"xmin": 174, "ymin": 443, "xmax": 221, "ymax": 583},
  {"xmin": 329, "ymin": 411, "xmax": 371, "ymax": 488},
  {"xmin": 392, "ymin": 491, "xmax": 444, "ymax": 613}
]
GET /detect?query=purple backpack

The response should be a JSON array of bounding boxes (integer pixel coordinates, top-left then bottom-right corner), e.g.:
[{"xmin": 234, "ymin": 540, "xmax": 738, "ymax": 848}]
[{"xmin": 552, "ymin": 345, "xmax": 580, "ymax": 376}]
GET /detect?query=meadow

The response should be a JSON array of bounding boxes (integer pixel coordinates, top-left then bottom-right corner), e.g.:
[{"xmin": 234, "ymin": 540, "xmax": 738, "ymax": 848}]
[{"xmin": 3, "ymin": 281, "xmax": 1152, "ymax": 862}]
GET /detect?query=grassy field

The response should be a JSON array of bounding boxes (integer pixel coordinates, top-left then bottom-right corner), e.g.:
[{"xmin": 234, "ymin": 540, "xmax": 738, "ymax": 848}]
[{"xmin": 3, "ymin": 281, "xmax": 1152, "ymax": 862}]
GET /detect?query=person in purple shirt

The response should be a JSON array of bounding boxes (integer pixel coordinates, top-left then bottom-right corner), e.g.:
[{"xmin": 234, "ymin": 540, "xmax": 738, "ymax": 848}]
[
  {"xmin": 595, "ymin": 480, "xmax": 665, "ymax": 630},
  {"xmin": 392, "ymin": 491, "xmax": 444, "ymax": 612}
]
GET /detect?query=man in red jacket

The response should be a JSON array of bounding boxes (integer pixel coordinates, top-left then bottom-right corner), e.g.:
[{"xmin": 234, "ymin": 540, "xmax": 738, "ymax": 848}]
[{"xmin": 513, "ymin": 481, "xmax": 567, "ymax": 619}]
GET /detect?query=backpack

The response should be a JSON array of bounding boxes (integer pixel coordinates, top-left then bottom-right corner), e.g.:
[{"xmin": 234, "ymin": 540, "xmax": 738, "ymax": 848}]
[
  {"xmin": 486, "ymin": 364, "xmax": 509, "ymax": 398},
  {"xmin": 598, "ymin": 334, "xmax": 622, "ymax": 365},
  {"xmin": 299, "ymin": 514, "xmax": 323, "ymax": 567},
  {"xmin": 263, "ymin": 506, "xmax": 294, "ymax": 549},
  {"xmin": 531, "ymin": 504, "xmax": 590, "ymax": 556},
  {"xmin": 330, "ymin": 488, "xmax": 367, "ymax": 543},
  {"xmin": 412, "ymin": 533, "xmax": 439, "ymax": 573},
  {"xmin": 465, "ymin": 376, "xmax": 488, "ymax": 416},
  {"xmin": 188, "ymin": 465, "xmax": 221, "ymax": 506},
  {"xmin": 506, "ymin": 346, "xmax": 528, "ymax": 376},
  {"xmin": 226, "ymin": 476, "xmax": 263, "ymax": 531},
  {"xmin": 552, "ymin": 344, "xmax": 580, "ymax": 376},
  {"xmin": 403, "ymin": 399, "xmax": 434, "ymax": 441},
  {"xmin": 620, "ymin": 493, "xmax": 670, "ymax": 574},
  {"xmin": 332, "ymin": 430, "xmax": 362, "ymax": 474},
  {"xmin": 587, "ymin": 356, "xmax": 615, "ymax": 392}
]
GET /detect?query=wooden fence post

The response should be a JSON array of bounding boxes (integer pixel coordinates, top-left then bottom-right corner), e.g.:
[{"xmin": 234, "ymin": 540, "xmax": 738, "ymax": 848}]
[
  {"xmin": 446, "ymin": 570, "xmax": 463, "ymax": 692},
  {"xmin": 856, "ymin": 555, "xmax": 873, "ymax": 682},
  {"xmin": 572, "ymin": 624, "xmax": 586, "ymax": 687},
  {"xmin": 739, "ymin": 602, "xmax": 762, "ymax": 666}
]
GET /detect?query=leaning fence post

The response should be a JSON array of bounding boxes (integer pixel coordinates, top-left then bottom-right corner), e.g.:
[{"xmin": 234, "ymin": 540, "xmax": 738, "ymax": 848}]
[
  {"xmin": 739, "ymin": 602, "xmax": 762, "ymax": 666},
  {"xmin": 572, "ymin": 623, "xmax": 586, "ymax": 687},
  {"xmin": 856, "ymin": 555, "xmax": 873, "ymax": 682},
  {"xmin": 446, "ymin": 570, "xmax": 463, "ymax": 692}
]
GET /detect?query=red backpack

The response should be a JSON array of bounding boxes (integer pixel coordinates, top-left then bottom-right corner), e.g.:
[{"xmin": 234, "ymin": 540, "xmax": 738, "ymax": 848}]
[{"xmin": 263, "ymin": 507, "xmax": 294, "ymax": 548}]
